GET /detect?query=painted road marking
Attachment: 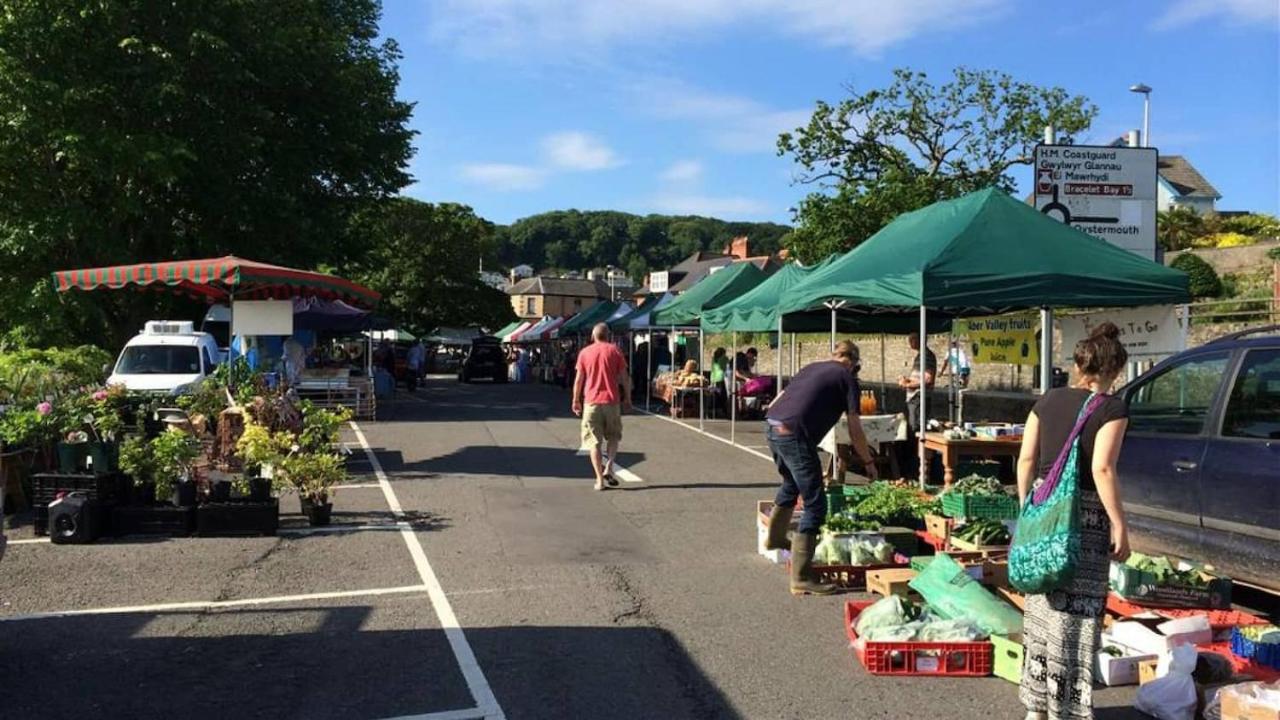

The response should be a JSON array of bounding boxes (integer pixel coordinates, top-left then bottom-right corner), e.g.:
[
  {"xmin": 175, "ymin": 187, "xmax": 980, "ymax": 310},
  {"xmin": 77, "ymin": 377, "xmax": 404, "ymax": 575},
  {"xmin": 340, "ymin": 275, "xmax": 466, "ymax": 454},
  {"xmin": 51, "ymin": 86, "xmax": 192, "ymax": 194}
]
[
  {"xmin": 277, "ymin": 522, "xmax": 405, "ymax": 535},
  {"xmin": 7, "ymin": 537, "xmax": 50, "ymax": 545},
  {"xmin": 0, "ymin": 584, "xmax": 430, "ymax": 623},
  {"xmin": 350, "ymin": 421, "xmax": 507, "ymax": 720},
  {"xmin": 635, "ymin": 408, "xmax": 775, "ymax": 463},
  {"xmin": 377, "ymin": 707, "xmax": 488, "ymax": 720}
]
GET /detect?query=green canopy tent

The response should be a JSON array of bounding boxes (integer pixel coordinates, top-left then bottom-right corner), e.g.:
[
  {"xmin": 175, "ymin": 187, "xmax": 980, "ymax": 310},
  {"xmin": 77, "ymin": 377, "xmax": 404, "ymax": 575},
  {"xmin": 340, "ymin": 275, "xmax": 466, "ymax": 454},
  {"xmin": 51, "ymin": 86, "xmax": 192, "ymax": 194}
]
[
  {"xmin": 780, "ymin": 187, "xmax": 1190, "ymax": 485},
  {"xmin": 558, "ymin": 300, "xmax": 620, "ymax": 337},
  {"xmin": 651, "ymin": 262, "xmax": 771, "ymax": 328},
  {"xmin": 493, "ymin": 321, "xmax": 524, "ymax": 339}
]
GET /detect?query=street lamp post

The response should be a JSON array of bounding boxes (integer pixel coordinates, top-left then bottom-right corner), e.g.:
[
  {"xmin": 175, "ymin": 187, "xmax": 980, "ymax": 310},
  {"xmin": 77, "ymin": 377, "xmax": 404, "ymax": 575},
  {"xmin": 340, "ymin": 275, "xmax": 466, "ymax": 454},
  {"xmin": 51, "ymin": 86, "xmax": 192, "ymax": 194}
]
[
  {"xmin": 607, "ymin": 265, "xmax": 616, "ymax": 302},
  {"xmin": 1130, "ymin": 83, "xmax": 1152, "ymax": 147}
]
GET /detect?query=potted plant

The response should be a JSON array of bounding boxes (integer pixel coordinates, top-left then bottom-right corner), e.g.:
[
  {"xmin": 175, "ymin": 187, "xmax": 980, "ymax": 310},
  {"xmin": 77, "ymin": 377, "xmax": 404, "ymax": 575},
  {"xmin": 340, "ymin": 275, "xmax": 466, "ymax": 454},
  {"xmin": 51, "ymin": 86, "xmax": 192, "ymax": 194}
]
[
  {"xmin": 117, "ymin": 435, "xmax": 156, "ymax": 504},
  {"xmin": 279, "ymin": 452, "xmax": 347, "ymax": 526},
  {"xmin": 151, "ymin": 426, "xmax": 201, "ymax": 507},
  {"xmin": 55, "ymin": 386, "xmax": 126, "ymax": 473},
  {"xmin": 234, "ymin": 421, "xmax": 291, "ymax": 502}
]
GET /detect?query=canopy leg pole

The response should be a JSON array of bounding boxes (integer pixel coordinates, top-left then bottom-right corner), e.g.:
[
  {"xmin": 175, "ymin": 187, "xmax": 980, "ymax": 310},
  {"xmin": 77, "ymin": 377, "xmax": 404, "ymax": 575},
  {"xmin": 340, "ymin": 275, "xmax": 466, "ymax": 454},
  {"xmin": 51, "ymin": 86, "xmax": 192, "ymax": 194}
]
[
  {"xmin": 918, "ymin": 306, "xmax": 928, "ymax": 489},
  {"xmin": 730, "ymin": 330, "xmax": 737, "ymax": 445},
  {"xmin": 776, "ymin": 315, "xmax": 783, "ymax": 392},
  {"xmin": 646, "ymin": 333, "xmax": 652, "ymax": 413},
  {"xmin": 879, "ymin": 333, "xmax": 886, "ymax": 410},
  {"xmin": 790, "ymin": 332, "xmax": 797, "ymax": 384},
  {"xmin": 699, "ymin": 328, "xmax": 705, "ymax": 432},
  {"xmin": 948, "ymin": 328, "xmax": 958, "ymax": 424},
  {"xmin": 829, "ymin": 306, "xmax": 836, "ymax": 352},
  {"xmin": 1039, "ymin": 308, "xmax": 1053, "ymax": 395}
]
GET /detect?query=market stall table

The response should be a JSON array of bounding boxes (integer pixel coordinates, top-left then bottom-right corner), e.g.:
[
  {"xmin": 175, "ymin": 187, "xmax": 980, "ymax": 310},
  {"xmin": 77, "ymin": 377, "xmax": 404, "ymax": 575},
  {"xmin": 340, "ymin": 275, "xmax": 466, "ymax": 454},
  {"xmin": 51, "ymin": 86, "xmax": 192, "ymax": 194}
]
[
  {"xmin": 922, "ymin": 432, "xmax": 1022, "ymax": 487},
  {"xmin": 819, "ymin": 414, "xmax": 907, "ymax": 480}
]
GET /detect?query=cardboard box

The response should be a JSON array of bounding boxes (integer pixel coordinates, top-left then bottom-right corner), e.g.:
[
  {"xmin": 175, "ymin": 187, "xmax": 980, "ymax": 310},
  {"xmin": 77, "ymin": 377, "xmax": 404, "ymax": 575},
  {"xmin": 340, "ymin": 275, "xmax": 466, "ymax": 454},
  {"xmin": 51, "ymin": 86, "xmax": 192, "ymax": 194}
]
[
  {"xmin": 1220, "ymin": 681, "xmax": 1280, "ymax": 720},
  {"xmin": 1095, "ymin": 633, "xmax": 1159, "ymax": 687},
  {"xmin": 1109, "ymin": 615, "xmax": 1214, "ymax": 657},
  {"xmin": 867, "ymin": 568, "xmax": 917, "ymax": 598},
  {"xmin": 1110, "ymin": 559, "xmax": 1233, "ymax": 609},
  {"xmin": 996, "ymin": 586, "xmax": 1026, "ymax": 612},
  {"xmin": 1139, "ymin": 658, "xmax": 1161, "ymax": 686},
  {"xmin": 925, "ymin": 513, "xmax": 952, "ymax": 543}
]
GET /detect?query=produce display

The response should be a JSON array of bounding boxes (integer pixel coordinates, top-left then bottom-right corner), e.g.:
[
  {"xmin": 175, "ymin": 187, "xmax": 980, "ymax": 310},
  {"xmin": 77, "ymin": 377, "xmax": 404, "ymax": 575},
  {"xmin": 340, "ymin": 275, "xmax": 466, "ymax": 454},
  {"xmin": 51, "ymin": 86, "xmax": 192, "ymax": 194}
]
[
  {"xmin": 850, "ymin": 481, "xmax": 939, "ymax": 524},
  {"xmin": 1123, "ymin": 553, "xmax": 1211, "ymax": 588},
  {"xmin": 823, "ymin": 512, "xmax": 880, "ymax": 534},
  {"xmin": 853, "ymin": 594, "xmax": 988, "ymax": 642},
  {"xmin": 952, "ymin": 519, "xmax": 1011, "ymax": 546},
  {"xmin": 947, "ymin": 475, "xmax": 1004, "ymax": 496},
  {"xmin": 815, "ymin": 534, "xmax": 896, "ymax": 566}
]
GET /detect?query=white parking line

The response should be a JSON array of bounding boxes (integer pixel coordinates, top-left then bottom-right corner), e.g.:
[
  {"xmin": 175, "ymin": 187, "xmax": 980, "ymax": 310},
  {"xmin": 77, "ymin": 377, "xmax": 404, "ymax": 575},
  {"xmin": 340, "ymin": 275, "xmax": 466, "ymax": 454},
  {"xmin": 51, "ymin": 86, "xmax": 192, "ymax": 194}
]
[
  {"xmin": 378, "ymin": 708, "xmax": 488, "ymax": 720},
  {"xmin": 350, "ymin": 421, "xmax": 507, "ymax": 720},
  {"xmin": 8, "ymin": 537, "xmax": 50, "ymax": 545},
  {"xmin": 0, "ymin": 584, "xmax": 430, "ymax": 623},
  {"xmin": 634, "ymin": 408, "xmax": 775, "ymax": 463},
  {"xmin": 332, "ymin": 482, "xmax": 383, "ymax": 490},
  {"xmin": 573, "ymin": 447, "xmax": 644, "ymax": 483},
  {"xmin": 277, "ymin": 522, "xmax": 405, "ymax": 535}
]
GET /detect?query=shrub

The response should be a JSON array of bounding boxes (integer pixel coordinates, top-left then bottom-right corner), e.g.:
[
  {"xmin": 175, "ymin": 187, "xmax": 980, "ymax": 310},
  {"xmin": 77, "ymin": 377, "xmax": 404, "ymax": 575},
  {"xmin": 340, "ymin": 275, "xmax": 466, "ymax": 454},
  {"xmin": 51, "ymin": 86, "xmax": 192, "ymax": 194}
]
[
  {"xmin": 1268, "ymin": 246, "xmax": 1280, "ymax": 262},
  {"xmin": 1170, "ymin": 253, "xmax": 1222, "ymax": 298},
  {"xmin": 1222, "ymin": 213, "xmax": 1280, "ymax": 238},
  {"xmin": 1204, "ymin": 232, "xmax": 1256, "ymax": 248},
  {"xmin": 0, "ymin": 346, "xmax": 113, "ymax": 404}
]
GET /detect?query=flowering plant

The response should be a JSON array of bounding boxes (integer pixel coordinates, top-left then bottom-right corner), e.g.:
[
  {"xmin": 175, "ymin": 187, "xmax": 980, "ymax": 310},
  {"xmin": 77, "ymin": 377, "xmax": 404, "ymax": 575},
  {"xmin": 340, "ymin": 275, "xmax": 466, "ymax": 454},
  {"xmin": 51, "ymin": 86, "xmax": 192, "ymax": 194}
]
[{"xmin": 57, "ymin": 384, "xmax": 126, "ymax": 443}]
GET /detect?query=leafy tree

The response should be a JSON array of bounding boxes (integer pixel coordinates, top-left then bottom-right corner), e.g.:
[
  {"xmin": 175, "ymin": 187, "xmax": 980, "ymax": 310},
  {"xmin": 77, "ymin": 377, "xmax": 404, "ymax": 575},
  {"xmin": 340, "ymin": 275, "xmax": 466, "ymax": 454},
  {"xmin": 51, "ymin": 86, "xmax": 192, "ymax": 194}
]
[
  {"xmin": 1157, "ymin": 207, "xmax": 1207, "ymax": 251},
  {"xmin": 778, "ymin": 67, "xmax": 1096, "ymax": 261},
  {"xmin": 344, "ymin": 199, "xmax": 514, "ymax": 333},
  {"xmin": 1170, "ymin": 252, "xmax": 1222, "ymax": 298},
  {"xmin": 0, "ymin": 0, "xmax": 415, "ymax": 348},
  {"xmin": 498, "ymin": 210, "xmax": 790, "ymax": 280}
]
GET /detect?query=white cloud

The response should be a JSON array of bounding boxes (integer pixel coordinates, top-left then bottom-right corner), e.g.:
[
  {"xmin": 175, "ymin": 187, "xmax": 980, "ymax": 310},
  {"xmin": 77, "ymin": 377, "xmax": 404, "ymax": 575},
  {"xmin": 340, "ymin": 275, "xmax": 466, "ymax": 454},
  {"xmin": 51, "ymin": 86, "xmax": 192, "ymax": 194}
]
[
  {"xmin": 429, "ymin": 0, "xmax": 1007, "ymax": 58},
  {"xmin": 631, "ymin": 77, "xmax": 811, "ymax": 155},
  {"xmin": 660, "ymin": 160, "xmax": 704, "ymax": 183},
  {"xmin": 542, "ymin": 131, "xmax": 622, "ymax": 170},
  {"xmin": 651, "ymin": 193, "xmax": 770, "ymax": 218},
  {"xmin": 1154, "ymin": 0, "xmax": 1279, "ymax": 28},
  {"xmin": 459, "ymin": 163, "xmax": 547, "ymax": 191}
]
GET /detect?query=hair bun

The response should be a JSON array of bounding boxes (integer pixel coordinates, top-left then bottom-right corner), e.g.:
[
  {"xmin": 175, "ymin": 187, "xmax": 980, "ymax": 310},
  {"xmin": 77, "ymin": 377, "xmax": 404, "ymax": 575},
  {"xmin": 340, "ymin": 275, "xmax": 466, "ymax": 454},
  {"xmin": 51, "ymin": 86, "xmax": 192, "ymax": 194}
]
[{"xmin": 1089, "ymin": 321, "xmax": 1121, "ymax": 341}]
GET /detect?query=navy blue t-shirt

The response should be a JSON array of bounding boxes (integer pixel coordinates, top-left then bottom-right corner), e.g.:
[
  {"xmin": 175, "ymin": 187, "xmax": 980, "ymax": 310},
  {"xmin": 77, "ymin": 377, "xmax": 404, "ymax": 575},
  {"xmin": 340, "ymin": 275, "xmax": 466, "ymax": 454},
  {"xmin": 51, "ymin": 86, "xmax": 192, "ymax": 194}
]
[{"xmin": 766, "ymin": 361, "xmax": 860, "ymax": 441}]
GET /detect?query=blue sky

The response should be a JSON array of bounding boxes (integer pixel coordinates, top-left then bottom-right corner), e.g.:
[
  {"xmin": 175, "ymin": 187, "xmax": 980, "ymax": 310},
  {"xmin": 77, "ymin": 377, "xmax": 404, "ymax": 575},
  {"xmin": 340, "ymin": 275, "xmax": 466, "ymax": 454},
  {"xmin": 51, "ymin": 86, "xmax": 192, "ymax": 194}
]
[{"xmin": 380, "ymin": 0, "xmax": 1279, "ymax": 225}]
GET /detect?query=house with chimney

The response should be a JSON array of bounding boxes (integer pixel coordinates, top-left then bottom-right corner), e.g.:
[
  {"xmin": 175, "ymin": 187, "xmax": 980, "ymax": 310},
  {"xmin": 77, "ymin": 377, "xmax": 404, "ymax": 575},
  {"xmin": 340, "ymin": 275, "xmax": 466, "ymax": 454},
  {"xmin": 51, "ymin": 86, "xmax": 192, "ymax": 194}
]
[
  {"xmin": 507, "ymin": 276, "xmax": 611, "ymax": 320},
  {"xmin": 642, "ymin": 236, "xmax": 780, "ymax": 295},
  {"xmin": 1156, "ymin": 156, "xmax": 1221, "ymax": 215}
]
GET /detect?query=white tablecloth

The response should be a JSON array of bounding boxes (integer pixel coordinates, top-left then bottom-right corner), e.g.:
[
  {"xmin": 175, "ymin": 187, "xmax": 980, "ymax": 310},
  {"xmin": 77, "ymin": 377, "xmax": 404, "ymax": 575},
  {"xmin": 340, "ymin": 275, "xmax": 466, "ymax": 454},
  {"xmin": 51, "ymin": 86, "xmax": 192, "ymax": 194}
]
[{"xmin": 819, "ymin": 413, "xmax": 907, "ymax": 455}]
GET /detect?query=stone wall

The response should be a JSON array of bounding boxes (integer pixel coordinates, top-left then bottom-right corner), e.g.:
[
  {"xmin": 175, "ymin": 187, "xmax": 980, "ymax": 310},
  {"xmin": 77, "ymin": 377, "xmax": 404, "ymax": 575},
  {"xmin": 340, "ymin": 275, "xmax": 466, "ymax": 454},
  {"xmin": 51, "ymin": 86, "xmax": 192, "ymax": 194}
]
[{"xmin": 1166, "ymin": 240, "xmax": 1280, "ymax": 275}]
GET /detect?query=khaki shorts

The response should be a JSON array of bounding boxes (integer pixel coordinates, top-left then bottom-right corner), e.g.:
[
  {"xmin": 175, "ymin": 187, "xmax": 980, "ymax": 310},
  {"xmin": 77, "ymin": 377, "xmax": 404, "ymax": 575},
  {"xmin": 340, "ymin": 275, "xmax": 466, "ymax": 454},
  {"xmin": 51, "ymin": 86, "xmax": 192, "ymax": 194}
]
[{"xmin": 582, "ymin": 403, "xmax": 623, "ymax": 447}]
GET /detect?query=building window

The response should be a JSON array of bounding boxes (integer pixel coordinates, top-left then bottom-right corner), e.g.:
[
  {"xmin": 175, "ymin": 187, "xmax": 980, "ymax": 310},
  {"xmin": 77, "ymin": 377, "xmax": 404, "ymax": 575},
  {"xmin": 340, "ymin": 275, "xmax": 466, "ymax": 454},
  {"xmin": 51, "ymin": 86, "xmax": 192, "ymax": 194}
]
[
  {"xmin": 574, "ymin": 298, "xmax": 582, "ymax": 308},
  {"xmin": 525, "ymin": 298, "xmax": 536, "ymax": 315}
]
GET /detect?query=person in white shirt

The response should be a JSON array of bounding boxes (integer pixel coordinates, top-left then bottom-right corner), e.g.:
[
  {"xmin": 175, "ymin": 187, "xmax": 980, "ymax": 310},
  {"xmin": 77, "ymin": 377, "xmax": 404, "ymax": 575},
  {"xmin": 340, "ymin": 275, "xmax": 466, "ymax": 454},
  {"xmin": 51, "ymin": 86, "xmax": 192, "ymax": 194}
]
[
  {"xmin": 941, "ymin": 339, "xmax": 971, "ymax": 388},
  {"xmin": 406, "ymin": 340, "xmax": 426, "ymax": 391}
]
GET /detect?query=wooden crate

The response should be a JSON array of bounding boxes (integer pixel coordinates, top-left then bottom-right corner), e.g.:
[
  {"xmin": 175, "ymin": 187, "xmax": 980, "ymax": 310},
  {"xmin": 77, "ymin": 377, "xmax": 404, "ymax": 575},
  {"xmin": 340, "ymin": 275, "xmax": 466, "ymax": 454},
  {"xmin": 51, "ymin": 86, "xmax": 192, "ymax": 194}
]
[
  {"xmin": 867, "ymin": 567, "xmax": 917, "ymax": 598},
  {"xmin": 924, "ymin": 513, "xmax": 953, "ymax": 544},
  {"xmin": 949, "ymin": 535, "xmax": 1011, "ymax": 556}
]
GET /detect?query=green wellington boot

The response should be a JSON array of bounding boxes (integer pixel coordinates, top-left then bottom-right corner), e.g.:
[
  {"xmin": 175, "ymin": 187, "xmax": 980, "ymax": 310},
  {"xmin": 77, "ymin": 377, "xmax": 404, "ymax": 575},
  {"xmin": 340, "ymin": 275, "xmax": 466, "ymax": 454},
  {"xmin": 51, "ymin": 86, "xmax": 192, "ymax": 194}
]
[
  {"xmin": 789, "ymin": 531, "xmax": 836, "ymax": 596},
  {"xmin": 764, "ymin": 504, "xmax": 794, "ymax": 551}
]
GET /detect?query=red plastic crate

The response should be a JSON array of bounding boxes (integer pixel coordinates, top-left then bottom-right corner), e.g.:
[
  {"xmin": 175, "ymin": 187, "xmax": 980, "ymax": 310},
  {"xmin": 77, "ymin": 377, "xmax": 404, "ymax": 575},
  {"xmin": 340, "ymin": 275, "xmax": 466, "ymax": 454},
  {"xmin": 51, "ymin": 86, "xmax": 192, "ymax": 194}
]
[
  {"xmin": 1199, "ymin": 642, "xmax": 1280, "ymax": 683},
  {"xmin": 844, "ymin": 600, "xmax": 994, "ymax": 677},
  {"xmin": 917, "ymin": 530, "xmax": 947, "ymax": 552},
  {"xmin": 1106, "ymin": 593, "xmax": 1268, "ymax": 631}
]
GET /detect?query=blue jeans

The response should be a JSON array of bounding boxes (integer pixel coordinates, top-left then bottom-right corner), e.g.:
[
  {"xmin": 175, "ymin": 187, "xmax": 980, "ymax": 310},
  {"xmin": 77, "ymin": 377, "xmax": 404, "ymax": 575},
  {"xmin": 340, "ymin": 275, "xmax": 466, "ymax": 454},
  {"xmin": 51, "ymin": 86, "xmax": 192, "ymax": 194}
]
[{"xmin": 767, "ymin": 425, "xmax": 826, "ymax": 534}]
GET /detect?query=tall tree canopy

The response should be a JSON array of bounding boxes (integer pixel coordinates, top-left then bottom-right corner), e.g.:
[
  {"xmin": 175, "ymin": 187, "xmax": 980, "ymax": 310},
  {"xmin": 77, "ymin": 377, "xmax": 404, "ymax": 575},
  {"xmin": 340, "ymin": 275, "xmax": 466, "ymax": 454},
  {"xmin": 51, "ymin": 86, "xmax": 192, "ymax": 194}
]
[
  {"xmin": 0, "ymin": 0, "xmax": 415, "ymax": 348},
  {"xmin": 344, "ymin": 199, "xmax": 513, "ymax": 334},
  {"xmin": 498, "ymin": 210, "xmax": 791, "ymax": 284},
  {"xmin": 778, "ymin": 67, "xmax": 1096, "ymax": 262}
]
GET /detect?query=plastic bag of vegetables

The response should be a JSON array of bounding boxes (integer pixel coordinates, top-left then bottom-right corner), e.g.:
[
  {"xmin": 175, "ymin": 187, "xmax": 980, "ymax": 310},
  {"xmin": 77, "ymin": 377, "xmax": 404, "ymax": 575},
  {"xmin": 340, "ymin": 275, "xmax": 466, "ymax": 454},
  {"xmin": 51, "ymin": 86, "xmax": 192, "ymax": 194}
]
[
  {"xmin": 909, "ymin": 553, "xmax": 1023, "ymax": 636},
  {"xmin": 854, "ymin": 595, "xmax": 920, "ymax": 637}
]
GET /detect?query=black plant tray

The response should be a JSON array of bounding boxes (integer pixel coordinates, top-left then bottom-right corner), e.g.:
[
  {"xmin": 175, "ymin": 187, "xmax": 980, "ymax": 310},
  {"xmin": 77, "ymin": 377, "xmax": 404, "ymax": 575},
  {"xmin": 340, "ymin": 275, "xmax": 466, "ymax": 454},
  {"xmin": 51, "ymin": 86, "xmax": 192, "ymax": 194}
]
[
  {"xmin": 111, "ymin": 505, "xmax": 194, "ymax": 537},
  {"xmin": 32, "ymin": 472, "xmax": 128, "ymax": 507},
  {"xmin": 196, "ymin": 500, "xmax": 279, "ymax": 537}
]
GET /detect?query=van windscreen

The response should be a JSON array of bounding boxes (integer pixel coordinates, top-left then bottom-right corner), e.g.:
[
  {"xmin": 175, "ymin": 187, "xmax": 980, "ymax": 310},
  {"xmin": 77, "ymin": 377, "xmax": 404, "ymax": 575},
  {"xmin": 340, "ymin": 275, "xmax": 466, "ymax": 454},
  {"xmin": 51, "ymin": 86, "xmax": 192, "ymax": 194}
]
[{"xmin": 116, "ymin": 346, "xmax": 200, "ymax": 375}]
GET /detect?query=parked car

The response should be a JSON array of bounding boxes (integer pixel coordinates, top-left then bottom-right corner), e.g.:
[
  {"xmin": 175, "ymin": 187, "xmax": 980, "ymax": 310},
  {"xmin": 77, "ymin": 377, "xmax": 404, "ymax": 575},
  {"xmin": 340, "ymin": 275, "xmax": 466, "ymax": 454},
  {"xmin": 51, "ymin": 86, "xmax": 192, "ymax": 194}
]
[
  {"xmin": 107, "ymin": 321, "xmax": 222, "ymax": 395},
  {"xmin": 1116, "ymin": 326, "xmax": 1280, "ymax": 591},
  {"xmin": 458, "ymin": 337, "xmax": 507, "ymax": 384}
]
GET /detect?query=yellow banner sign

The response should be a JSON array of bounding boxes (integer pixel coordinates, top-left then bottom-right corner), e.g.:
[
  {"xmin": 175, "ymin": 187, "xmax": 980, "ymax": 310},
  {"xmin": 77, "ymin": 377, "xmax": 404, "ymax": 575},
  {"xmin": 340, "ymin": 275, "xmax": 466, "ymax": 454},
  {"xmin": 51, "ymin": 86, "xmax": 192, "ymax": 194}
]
[{"xmin": 955, "ymin": 314, "xmax": 1040, "ymax": 365}]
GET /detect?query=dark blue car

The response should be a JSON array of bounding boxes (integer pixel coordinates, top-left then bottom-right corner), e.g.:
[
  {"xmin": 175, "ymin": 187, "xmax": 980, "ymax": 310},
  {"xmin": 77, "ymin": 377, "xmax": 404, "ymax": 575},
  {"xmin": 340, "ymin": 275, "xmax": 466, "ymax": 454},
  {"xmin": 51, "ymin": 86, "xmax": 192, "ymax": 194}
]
[{"xmin": 1117, "ymin": 326, "xmax": 1280, "ymax": 591}]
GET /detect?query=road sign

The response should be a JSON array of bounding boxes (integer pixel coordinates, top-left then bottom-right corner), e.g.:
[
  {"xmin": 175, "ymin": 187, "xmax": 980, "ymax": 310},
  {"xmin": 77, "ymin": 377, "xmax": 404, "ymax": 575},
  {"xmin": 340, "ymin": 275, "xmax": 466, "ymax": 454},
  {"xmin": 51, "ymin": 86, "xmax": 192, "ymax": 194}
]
[{"xmin": 1033, "ymin": 144, "xmax": 1158, "ymax": 260}]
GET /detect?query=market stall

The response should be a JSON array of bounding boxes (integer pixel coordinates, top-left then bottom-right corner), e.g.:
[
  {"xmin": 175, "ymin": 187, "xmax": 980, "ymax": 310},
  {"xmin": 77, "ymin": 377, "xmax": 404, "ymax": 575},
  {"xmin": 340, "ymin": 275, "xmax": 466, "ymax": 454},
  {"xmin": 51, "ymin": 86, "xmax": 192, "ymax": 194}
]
[{"xmin": 780, "ymin": 187, "xmax": 1191, "ymax": 484}]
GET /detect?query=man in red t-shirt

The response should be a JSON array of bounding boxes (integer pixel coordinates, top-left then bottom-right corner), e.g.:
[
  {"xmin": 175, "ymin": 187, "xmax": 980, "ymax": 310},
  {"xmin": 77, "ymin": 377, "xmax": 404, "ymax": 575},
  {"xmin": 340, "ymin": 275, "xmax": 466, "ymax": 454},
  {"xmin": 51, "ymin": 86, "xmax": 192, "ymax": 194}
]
[{"xmin": 573, "ymin": 323, "xmax": 632, "ymax": 490}]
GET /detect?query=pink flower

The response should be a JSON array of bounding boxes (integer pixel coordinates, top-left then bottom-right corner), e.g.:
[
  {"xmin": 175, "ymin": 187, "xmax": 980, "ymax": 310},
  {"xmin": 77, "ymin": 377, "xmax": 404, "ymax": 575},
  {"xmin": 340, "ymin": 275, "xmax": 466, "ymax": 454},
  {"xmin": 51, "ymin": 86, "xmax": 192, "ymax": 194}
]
[
  {"xmin": 93, "ymin": 390, "xmax": 108, "ymax": 402},
  {"xmin": 36, "ymin": 402, "xmax": 53, "ymax": 416}
]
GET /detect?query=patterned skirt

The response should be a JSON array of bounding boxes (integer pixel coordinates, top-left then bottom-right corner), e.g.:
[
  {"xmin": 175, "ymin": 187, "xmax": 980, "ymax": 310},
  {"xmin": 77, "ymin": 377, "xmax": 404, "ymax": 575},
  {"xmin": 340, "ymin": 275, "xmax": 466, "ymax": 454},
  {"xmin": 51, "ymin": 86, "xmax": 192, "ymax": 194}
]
[{"xmin": 1019, "ymin": 490, "xmax": 1112, "ymax": 719}]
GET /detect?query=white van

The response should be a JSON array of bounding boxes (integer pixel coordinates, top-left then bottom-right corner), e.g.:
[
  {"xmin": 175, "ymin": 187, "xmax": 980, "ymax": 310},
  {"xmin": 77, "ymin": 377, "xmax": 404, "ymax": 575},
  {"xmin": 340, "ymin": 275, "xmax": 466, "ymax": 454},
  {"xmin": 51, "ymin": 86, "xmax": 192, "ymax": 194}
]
[{"xmin": 107, "ymin": 321, "xmax": 222, "ymax": 395}]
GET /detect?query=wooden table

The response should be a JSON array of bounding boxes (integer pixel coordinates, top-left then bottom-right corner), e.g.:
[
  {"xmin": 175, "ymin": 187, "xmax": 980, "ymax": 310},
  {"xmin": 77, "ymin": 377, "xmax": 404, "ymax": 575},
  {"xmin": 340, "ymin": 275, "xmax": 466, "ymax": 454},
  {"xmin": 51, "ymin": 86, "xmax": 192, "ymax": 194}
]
[{"xmin": 922, "ymin": 432, "xmax": 1022, "ymax": 487}]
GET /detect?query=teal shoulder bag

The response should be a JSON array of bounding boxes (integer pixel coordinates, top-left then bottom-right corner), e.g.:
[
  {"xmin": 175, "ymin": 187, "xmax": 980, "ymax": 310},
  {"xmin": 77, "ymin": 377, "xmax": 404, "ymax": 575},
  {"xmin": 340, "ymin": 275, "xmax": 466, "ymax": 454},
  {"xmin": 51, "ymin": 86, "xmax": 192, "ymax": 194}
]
[{"xmin": 1009, "ymin": 393, "xmax": 1105, "ymax": 594}]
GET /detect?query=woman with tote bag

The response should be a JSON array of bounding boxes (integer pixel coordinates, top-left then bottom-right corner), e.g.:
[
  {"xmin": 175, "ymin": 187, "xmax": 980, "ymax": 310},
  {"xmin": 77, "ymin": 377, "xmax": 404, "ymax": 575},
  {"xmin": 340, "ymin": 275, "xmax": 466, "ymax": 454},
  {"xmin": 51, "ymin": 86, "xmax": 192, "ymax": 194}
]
[{"xmin": 1012, "ymin": 323, "xmax": 1132, "ymax": 720}]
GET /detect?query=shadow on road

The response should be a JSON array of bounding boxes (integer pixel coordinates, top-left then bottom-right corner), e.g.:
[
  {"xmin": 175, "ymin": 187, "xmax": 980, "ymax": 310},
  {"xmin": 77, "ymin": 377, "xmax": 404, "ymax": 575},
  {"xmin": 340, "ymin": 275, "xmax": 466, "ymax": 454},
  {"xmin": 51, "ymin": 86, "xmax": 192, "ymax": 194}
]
[
  {"xmin": 0, "ymin": 606, "xmax": 743, "ymax": 720},
  {"xmin": 372, "ymin": 445, "xmax": 646, "ymax": 480}
]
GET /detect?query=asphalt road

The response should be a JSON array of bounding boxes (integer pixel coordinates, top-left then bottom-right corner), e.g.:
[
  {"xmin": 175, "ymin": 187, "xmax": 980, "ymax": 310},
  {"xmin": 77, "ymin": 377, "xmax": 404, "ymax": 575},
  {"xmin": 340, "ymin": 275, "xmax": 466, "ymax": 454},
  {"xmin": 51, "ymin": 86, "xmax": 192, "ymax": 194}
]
[{"xmin": 1, "ymin": 377, "xmax": 1150, "ymax": 720}]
